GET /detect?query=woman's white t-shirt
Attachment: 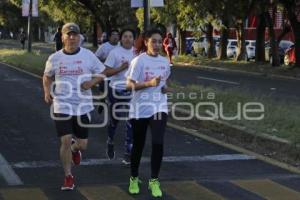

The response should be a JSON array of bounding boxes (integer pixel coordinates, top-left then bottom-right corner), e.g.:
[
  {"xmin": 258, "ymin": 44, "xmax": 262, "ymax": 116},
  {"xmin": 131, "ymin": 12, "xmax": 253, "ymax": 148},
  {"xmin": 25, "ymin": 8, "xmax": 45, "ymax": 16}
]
[
  {"xmin": 126, "ymin": 53, "xmax": 171, "ymax": 119},
  {"xmin": 104, "ymin": 46, "xmax": 135, "ymax": 90}
]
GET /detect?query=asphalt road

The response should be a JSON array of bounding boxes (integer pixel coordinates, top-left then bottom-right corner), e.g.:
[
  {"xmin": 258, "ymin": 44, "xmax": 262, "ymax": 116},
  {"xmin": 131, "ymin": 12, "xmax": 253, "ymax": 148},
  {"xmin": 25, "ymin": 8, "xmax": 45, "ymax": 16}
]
[
  {"xmin": 171, "ymin": 66, "xmax": 300, "ymax": 103},
  {"xmin": 1, "ymin": 63, "xmax": 300, "ymax": 199}
]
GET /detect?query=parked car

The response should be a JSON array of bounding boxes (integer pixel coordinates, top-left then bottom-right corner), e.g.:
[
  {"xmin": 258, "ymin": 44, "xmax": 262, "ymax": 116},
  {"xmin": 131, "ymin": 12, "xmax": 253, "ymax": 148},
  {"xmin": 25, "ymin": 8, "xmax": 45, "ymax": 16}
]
[
  {"xmin": 185, "ymin": 37, "xmax": 195, "ymax": 54},
  {"xmin": 215, "ymin": 39, "xmax": 237, "ymax": 58},
  {"xmin": 226, "ymin": 39, "xmax": 238, "ymax": 58},
  {"xmin": 216, "ymin": 39, "xmax": 255, "ymax": 60},
  {"xmin": 265, "ymin": 40, "xmax": 294, "ymax": 64},
  {"xmin": 284, "ymin": 45, "xmax": 295, "ymax": 66},
  {"xmin": 191, "ymin": 36, "xmax": 220, "ymax": 56},
  {"xmin": 245, "ymin": 40, "xmax": 256, "ymax": 60}
]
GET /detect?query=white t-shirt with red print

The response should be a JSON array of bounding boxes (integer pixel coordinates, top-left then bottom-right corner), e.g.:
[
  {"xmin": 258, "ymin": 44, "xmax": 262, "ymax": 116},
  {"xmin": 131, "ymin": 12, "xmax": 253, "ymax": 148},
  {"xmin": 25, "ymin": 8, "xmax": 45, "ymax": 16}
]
[
  {"xmin": 104, "ymin": 46, "xmax": 136, "ymax": 90},
  {"xmin": 44, "ymin": 47, "xmax": 105, "ymax": 116},
  {"xmin": 126, "ymin": 53, "xmax": 171, "ymax": 119},
  {"xmin": 95, "ymin": 41, "xmax": 118, "ymax": 62}
]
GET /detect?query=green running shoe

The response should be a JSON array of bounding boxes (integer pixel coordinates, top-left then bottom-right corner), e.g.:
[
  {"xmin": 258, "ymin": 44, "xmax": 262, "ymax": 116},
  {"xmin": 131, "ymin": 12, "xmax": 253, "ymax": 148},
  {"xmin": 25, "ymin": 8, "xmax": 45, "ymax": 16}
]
[
  {"xmin": 148, "ymin": 178, "xmax": 162, "ymax": 198},
  {"xmin": 129, "ymin": 176, "xmax": 140, "ymax": 194}
]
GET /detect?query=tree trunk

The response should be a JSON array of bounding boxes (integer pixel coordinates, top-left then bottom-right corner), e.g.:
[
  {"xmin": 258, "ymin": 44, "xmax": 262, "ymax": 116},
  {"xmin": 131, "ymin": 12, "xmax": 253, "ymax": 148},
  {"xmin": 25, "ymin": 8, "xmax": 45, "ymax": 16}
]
[
  {"xmin": 93, "ymin": 21, "xmax": 98, "ymax": 48},
  {"xmin": 218, "ymin": 14, "xmax": 229, "ymax": 60},
  {"xmin": 206, "ymin": 23, "xmax": 214, "ymax": 59},
  {"xmin": 289, "ymin": 15, "xmax": 300, "ymax": 67},
  {"xmin": 218, "ymin": 27, "xmax": 228, "ymax": 60},
  {"xmin": 40, "ymin": 24, "xmax": 45, "ymax": 42},
  {"xmin": 255, "ymin": 12, "xmax": 266, "ymax": 62},
  {"xmin": 293, "ymin": 24, "xmax": 300, "ymax": 67},
  {"xmin": 265, "ymin": 12, "xmax": 280, "ymax": 66},
  {"xmin": 178, "ymin": 28, "xmax": 186, "ymax": 55},
  {"xmin": 235, "ymin": 20, "xmax": 247, "ymax": 61}
]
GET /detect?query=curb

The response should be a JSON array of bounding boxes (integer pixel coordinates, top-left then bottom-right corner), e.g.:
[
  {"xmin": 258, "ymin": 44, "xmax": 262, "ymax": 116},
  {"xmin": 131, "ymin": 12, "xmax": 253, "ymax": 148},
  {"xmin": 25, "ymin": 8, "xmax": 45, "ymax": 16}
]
[
  {"xmin": 0, "ymin": 62, "xmax": 42, "ymax": 79},
  {"xmin": 174, "ymin": 107, "xmax": 290, "ymax": 145},
  {"xmin": 175, "ymin": 62, "xmax": 300, "ymax": 81},
  {"xmin": 167, "ymin": 122, "xmax": 300, "ymax": 175}
]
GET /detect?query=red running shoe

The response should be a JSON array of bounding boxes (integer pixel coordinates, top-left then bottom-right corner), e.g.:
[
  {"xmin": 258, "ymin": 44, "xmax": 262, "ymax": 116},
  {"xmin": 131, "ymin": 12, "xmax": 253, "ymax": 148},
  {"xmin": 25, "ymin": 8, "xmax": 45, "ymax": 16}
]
[{"xmin": 61, "ymin": 175, "xmax": 75, "ymax": 191}]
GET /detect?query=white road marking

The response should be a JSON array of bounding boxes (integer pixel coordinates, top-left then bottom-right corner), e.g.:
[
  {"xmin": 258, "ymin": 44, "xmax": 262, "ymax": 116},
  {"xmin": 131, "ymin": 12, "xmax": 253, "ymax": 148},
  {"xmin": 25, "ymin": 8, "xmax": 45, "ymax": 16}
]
[
  {"xmin": 11, "ymin": 154, "xmax": 255, "ymax": 169},
  {"xmin": 0, "ymin": 62, "xmax": 41, "ymax": 79},
  {"xmin": 0, "ymin": 153, "xmax": 23, "ymax": 185},
  {"xmin": 197, "ymin": 76, "xmax": 240, "ymax": 85}
]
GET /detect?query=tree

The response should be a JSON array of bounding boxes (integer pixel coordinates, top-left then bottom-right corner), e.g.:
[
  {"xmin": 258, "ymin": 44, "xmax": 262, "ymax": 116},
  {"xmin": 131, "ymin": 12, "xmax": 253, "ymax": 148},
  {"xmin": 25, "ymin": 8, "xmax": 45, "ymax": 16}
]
[
  {"xmin": 265, "ymin": 2, "xmax": 281, "ymax": 66},
  {"xmin": 135, "ymin": 0, "xmax": 183, "ymax": 52},
  {"xmin": 253, "ymin": 0, "xmax": 267, "ymax": 63},
  {"xmin": 230, "ymin": 0, "xmax": 255, "ymax": 61},
  {"xmin": 279, "ymin": 0, "xmax": 300, "ymax": 67},
  {"xmin": 215, "ymin": 0, "xmax": 230, "ymax": 60},
  {"xmin": 178, "ymin": 0, "xmax": 221, "ymax": 58},
  {"xmin": 0, "ymin": 0, "xmax": 27, "ymax": 38},
  {"xmin": 42, "ymin": 0, "xmax": 137, "ymax": 46}
]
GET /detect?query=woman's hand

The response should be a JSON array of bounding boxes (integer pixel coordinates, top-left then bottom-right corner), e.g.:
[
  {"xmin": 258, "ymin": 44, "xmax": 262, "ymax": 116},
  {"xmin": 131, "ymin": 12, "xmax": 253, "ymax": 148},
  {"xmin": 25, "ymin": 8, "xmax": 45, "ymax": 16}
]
[{"xmin": 147, "ymin": 76, "xmax": 161, "ymax": 87}]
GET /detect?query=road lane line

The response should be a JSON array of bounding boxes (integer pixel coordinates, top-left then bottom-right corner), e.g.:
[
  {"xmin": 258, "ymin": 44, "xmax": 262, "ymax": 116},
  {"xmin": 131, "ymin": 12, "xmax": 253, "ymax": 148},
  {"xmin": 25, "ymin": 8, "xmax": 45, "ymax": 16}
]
[
  {"xmin": 0, "ymin": 153, "xmax": 23, "ymax": 185},
  {"xmin": 197, "ymin": 76, "xmax": 240, "ymax": 85},
  {"xmin": 164, "ymin": 181, "xmax": 225, "ymax": 200},
  {"xmin": 11, "ymin": 154, "xmax": 255, "ymax": 169},
  {"xmin": 232, "ymin": 179, "xmax": 300, "ymax": 200},
  {"xmin": 79, "ymin": 185, "xmax": 133, "ymax": 200},
  {"xmin": 0, "ymin": 62, "xmax": 41, "ymax": 79},
  {"xmin": 0, "ymin": 188, "xmax": 48, "ymax": 200}
]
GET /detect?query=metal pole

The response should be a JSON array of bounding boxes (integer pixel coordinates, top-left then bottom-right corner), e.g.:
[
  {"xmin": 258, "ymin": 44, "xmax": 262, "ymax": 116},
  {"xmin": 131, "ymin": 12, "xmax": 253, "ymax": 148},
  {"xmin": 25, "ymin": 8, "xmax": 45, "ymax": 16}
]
[
  {"xmin": 27, "ymin": 0, "xmax": 32, "ymax": 52},
  {"xmin": 143, "ymin": 0, "xmax": 150, "ymax": 31}
]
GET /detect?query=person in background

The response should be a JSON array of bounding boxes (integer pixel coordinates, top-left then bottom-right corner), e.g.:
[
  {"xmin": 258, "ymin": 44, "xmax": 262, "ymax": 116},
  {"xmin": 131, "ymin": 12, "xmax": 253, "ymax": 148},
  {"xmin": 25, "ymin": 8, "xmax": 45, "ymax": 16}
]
[
  {"xmin": 163, "ymin": 32, "xmax": 177, "ymax": 65},
  {"xmin": 95, "ymin": 29, "xmax": 120, "ymax": 114},
  {"xmin": 103, "ymin": 29, "xmax": 136, "ymax": 165},
  {"xmin": 53, "ymin": 27, "xmax": 63, "ymax": 51},
  {"xmin": 19, "ymin": 31, "xmax": 26, "ymax": 49},
  {"xmin": 95, "ymin": 29, "xmax": 119, "ymax": 63}
]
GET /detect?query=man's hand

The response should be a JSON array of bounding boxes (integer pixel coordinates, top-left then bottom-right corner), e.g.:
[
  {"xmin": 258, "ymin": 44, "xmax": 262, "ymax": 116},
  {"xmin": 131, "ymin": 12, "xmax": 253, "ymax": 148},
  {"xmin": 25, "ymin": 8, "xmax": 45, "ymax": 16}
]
[
  {"xmin": 81, "ymin": 80, "xmax": 94, "ymax": 90},
  {"xmin": 120, "ymin": 61, "xmax": 129, "ymax": 70},
  {"xmin": 44, "ymin": 93, "xmax": 52, "ymax": 104}
]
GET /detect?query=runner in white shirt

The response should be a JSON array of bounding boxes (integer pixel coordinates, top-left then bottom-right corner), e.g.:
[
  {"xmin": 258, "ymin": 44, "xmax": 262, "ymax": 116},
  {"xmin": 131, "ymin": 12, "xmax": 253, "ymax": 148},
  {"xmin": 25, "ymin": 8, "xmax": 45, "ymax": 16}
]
[
  {"xmin": 43, "ymin": 23, "xmax": 106, "ymax": 191},
  {"xmin": 95, "ymin": 30, "xmax": 120, "ymax": 114},
  {"xmin": 104, "ymin": 29, "xmax": 136, "ymax": 164},
  {"xmin": 95, "ymin": 29, "xmax": 119, "ymax": 63},
  {"xmin": 126, "ymin": 29, "xmax": 171, "ymax": 198}
]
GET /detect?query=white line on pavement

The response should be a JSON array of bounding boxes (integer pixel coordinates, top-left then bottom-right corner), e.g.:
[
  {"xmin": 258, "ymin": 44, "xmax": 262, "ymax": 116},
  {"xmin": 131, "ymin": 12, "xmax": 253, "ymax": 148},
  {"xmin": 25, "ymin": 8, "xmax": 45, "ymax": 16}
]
[
  {"xmin": 11, "ymin": 154, "xmax": 255, "ymax": 169},
  {"xmin": 0, "ymin": 153, "xmax": 23, "ymax": 185},
  {"xmin": 197, "ymin": 76, "xmax": 240, "ymax": 85},
  {"xmin": 0, "ymin": 62, "xmax": 41, "ymax": 79}
]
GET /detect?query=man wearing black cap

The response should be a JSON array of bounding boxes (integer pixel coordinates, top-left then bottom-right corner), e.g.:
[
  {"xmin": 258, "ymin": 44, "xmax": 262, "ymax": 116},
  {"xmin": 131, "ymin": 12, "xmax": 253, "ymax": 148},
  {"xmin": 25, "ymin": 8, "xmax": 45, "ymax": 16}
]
[{"xmin": 43, "ymin": 22, "xmax": 106, "ymax": 190}]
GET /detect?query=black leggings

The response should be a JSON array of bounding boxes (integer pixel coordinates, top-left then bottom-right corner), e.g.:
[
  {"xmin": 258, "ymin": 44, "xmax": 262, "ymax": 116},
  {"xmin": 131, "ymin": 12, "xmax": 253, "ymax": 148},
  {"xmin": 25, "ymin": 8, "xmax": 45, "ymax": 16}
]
[{"xmin": 130, "ymin": 112, "xmax": 168, "ymax": 179}]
